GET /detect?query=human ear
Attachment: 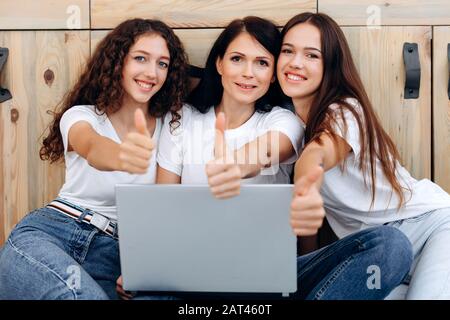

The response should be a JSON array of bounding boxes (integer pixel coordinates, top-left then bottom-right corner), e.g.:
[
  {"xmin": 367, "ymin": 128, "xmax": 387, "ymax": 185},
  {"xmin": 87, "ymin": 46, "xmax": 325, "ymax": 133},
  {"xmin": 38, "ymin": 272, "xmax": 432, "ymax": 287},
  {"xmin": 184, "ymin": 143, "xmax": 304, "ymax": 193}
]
[{"xmin": 216, "ymin": 57, "xmax": 224, "ymax": 76}]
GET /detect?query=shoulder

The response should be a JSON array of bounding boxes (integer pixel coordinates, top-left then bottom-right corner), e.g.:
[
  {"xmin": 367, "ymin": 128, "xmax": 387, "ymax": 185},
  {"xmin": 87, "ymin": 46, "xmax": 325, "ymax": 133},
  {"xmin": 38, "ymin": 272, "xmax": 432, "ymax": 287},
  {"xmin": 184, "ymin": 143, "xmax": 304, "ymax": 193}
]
[
  {"xmin": 61, "ymin": 105, "xmax": 104, "ymax": 122},
  {"xmin": 328, "ymin": 98, "xmax": 363, "ymax": 114},
  {"xmin": 60, "ymin": 105, "xmax": 106, "ymax": 131},
  {"xmin": 327, "ymin": 98, "xmax": 365, "ymax": 126},
  {"xmin": 162, "ymin": 103, "xmax": 204, "ymax": 136},
  {"xmin": 163, "ymin": 103, "xmax": 197, "ymax": 125},
  {"xmin": 259, "ymin": 106, "xmax": 301, "ymax": 125},
  {"xmin": 267, "ymin": 106, "xmax": 298, "ymax": 117},
  {"xmin": 64, "ymin": 105, "xmax": 101, "ymax": 115}
]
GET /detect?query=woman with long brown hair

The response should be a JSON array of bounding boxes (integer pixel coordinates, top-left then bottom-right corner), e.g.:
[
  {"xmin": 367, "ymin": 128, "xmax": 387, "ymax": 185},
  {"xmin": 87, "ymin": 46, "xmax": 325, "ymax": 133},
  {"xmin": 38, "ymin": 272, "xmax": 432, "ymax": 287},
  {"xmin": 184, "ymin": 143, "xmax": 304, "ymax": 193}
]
[
  {"xmin": 280, "ymin": 12, "xmax": 450, "ymax": 299},
  {"xmin": 0, "ymin": 18, "xmax": 188, "ymax": 299}
]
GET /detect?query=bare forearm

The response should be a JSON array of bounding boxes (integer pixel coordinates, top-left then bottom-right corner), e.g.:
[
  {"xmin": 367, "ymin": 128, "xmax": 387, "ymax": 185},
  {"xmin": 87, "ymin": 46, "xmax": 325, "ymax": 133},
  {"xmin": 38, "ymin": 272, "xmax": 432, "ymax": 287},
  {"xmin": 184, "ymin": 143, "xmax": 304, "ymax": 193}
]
[
  {"xmin": 235, "ymin": 131, "xmax": 295, "ymax": 179},
  {"xmin": 86, "ymin": 136, "xmax": 122, "ymax": 171},
  {"xmin": 294, "ymin": 146, "xmax": 325, "ymax": 186}
]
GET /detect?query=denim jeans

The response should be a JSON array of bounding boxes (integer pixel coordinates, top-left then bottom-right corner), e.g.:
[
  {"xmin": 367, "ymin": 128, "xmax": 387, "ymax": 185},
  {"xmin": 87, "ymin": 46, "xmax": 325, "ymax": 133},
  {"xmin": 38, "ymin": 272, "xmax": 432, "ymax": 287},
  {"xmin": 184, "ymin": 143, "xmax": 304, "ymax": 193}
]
[
  {"xmin": 0, "ymin": 207, "xmax": 121, "ymax": 300},
  {"xmin": 134, "ymin": 225, "xmax": 412, "ymax": 300},
  {"xmin": 296, "ymin": 225, "xmax": 412, "ymax": 299},
  {"xmin": 385, "ymin": 207, "xmax": 450, "ymax": 299}
]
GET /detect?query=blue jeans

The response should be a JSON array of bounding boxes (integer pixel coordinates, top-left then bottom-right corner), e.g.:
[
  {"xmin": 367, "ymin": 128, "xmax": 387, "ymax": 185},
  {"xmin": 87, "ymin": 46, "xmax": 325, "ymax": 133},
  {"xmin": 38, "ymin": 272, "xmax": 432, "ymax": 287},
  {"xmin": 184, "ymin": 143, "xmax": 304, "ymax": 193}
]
[
  {"xmin": 385, "ymin": 207, "xmax": 450, "ymax": 299},
  {"xmin": 296, "ymin": 225, "xmax": 412, "ymax": 299},
  {"xmin": 134, "ymin": 226, "xmax": 412, "ymax": 300},
  {"xmin": 0, "ymin": 207, "xmax": 121, "ymax": 300}
]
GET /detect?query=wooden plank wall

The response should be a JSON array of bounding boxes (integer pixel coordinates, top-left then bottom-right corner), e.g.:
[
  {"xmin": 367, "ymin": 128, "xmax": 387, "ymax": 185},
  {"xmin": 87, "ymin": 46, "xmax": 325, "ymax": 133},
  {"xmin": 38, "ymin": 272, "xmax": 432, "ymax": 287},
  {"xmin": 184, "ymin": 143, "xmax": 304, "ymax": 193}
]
[
  {"xmin": 319, "ymin": 0, "xmax": 450, "ymax": 25},
  {"xmin": 433, "ymin": 27, "xmax": 450, "ymax": 193},
  {"xmin": 0, "ymin": 31, "xmax": 90, "ymax": 242},
  {"xmin": 343, "ymin": 26, "xmax": 432, "ymax": 180},
  {"xmin": 0, "ymin": 0, "xmax": 90, "ymax": 29},
  {"xmin": 91, "ymin": 0, "xmax": 316, "ymax": 28},
  {"xmin": 1, "ymin": 0, "xmax": 450, "ymax": 245}
]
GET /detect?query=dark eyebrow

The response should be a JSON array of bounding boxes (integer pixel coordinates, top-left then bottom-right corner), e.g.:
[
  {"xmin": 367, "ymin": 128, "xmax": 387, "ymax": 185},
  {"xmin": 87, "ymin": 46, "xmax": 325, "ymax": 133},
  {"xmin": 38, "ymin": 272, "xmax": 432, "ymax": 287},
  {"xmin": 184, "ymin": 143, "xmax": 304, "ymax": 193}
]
[
  {"xmin": 130, "ymin": 50, "xmax": 170, "ymax": 60},
  {"xmin": 229, "ymin": 51, "xmax": 272, "ymax": 60},
  {"xmin": 304, "ymin": 46, "xmax": 322, "ymax": 53},
  {"xmin": 282, "ymin": 43, "xmax": 322, "ymax": 53}
]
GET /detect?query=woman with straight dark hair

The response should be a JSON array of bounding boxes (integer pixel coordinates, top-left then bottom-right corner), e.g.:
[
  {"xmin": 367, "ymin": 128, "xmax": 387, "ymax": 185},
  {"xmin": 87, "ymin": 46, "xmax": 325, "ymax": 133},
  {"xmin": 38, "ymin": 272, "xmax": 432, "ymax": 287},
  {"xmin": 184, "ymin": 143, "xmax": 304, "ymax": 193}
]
[
  {"xmin": 0, "ymin": 18, "xmax": 189, "ymax": 300},
  {"xmin": 280, "ymin": 12, "xmax": 450, "ymax": 299},
  {"xmin": 157, "ymin": 16, "xmax": 303, "ymax": 191}
]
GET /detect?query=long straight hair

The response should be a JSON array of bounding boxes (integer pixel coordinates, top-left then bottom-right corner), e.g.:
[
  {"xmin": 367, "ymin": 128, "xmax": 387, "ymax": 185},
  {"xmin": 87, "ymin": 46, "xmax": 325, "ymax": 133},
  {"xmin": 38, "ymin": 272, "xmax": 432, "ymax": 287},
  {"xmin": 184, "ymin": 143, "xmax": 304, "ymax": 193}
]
[{"xmin": 282, "ymin": 12, "xmax": 409, "ymax": 208}]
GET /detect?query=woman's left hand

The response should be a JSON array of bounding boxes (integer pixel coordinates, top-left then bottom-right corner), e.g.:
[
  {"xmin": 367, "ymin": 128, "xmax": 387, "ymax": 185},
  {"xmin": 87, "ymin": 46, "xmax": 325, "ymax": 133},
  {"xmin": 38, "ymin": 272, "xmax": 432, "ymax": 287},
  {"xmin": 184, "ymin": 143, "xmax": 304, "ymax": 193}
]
[{"xmin": 116, "ymin": 275, "xmax": 133, "ymax": 300}]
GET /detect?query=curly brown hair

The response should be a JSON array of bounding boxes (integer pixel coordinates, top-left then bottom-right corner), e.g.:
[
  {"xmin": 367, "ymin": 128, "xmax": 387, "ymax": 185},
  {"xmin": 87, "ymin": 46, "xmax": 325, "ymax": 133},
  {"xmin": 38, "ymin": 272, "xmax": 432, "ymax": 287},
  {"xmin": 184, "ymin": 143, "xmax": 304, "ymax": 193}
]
[{"xmin": 40, "ymin": 18, "xmax": 189, "ymax": 163}]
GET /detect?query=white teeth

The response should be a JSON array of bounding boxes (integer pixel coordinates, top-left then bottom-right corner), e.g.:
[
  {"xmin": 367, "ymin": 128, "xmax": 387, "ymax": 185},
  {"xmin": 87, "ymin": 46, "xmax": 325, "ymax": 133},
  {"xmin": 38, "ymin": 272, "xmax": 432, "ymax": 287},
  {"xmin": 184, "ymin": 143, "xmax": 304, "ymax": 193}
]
[
  {"xmin": 287, "ymin": 74, "xmax": 304, "ymax": 81},
  {"xmin": 237, "ymin": 84, "xmax": 255, "ymax": 89},
  {"xmin": 136, "ymin": 80, "xmax": 153, "ymax": 89}
]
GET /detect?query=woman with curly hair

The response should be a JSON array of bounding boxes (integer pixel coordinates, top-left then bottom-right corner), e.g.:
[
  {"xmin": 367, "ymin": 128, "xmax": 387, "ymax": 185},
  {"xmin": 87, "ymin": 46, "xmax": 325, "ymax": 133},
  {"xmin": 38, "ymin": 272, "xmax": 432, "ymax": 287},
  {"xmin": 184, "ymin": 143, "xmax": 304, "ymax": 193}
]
[{"xmin": 0, "ymin": 18, "xmax": 189, "ymax": 300}]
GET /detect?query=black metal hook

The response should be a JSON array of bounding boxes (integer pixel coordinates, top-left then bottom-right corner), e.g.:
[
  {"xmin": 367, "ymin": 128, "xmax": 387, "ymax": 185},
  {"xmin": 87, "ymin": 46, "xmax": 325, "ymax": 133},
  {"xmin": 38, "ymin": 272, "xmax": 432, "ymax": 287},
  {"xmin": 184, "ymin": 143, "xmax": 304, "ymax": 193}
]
[
  {"xmin": 447, "ymin": 43, "xmax": 449, "ymax": 100},
  {"xmin": 0, "ymin": 47, "xmax": 12, "ymax": 103},
  {"xmin": 403, "ymin": 43, "xmax": 420, "ymax": 99}
]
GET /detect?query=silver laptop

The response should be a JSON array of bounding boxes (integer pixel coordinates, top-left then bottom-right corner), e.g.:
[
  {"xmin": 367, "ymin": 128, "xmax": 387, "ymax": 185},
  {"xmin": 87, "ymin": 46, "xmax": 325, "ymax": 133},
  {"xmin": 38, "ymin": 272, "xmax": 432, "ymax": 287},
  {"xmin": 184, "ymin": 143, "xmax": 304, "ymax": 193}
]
[{"xmin": 115, "ymin": 184, "xmax": 297, "ymax": 296}]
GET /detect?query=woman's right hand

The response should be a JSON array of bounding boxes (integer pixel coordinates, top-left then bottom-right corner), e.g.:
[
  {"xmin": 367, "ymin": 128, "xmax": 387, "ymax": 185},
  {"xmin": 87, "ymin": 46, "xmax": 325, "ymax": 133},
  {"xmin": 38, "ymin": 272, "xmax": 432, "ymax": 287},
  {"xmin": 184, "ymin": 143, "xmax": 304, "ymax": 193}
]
[
  {"xmin": 206, "ymin": 112, "xmax": 242, "ymax": 199},
  {"xmin": 118, "ymin": 109, "xmax": 155, "ymax": 174}
]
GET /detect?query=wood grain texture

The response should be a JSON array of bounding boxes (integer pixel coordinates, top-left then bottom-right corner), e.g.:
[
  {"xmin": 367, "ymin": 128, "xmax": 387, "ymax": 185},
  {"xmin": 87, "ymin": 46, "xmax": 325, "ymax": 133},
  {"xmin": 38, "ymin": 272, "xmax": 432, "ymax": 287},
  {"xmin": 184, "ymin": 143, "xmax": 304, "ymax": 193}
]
[
  {"xmin": 91, "ymin": 29, "xmax": 223, "ymax": 68},
  {"xmin": 0, "ymin": 31, "xmax": 90, "ymax": 244},
  {"xmin": 433, "ymin": 27, "xmax": 450, "ymax": 192},
  {"xmin": 91, "ymin": 0, "xmax": 316, "ymax": 28},
  {"xmin": 0, "ymin": 0, "xmax": 89, "ymax": 29},
  {"xmin": 320, "ymin": 0, "xmax": 450, "ymax": 26},
  {"xmin": 343, "ymin": 26, "xmax": 432, "ymax": 180}
]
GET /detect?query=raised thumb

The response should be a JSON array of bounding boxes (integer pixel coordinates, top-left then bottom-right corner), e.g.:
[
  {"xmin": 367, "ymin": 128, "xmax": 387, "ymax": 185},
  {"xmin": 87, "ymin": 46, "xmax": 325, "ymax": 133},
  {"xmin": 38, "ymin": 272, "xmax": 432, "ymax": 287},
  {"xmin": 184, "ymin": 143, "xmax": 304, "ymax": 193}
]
[
  {"xmin": 134, "ymin": 108, "xmax": 149, "ymax": 136},
  {"xmin": 295, "ymin": 165, "xmax": 323, "ymax": 195},
  {"xmin": 214, "ymin": 112, "xmax": 226, "ymax": 159}
]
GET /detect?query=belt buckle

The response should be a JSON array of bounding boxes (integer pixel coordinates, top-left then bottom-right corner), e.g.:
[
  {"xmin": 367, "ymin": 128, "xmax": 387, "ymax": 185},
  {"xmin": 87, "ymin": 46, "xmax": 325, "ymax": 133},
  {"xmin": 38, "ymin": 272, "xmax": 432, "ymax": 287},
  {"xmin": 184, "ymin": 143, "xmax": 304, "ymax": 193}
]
[{"xmin": 90, "ymin": 213, "xmax": 110, "ymax": 232}]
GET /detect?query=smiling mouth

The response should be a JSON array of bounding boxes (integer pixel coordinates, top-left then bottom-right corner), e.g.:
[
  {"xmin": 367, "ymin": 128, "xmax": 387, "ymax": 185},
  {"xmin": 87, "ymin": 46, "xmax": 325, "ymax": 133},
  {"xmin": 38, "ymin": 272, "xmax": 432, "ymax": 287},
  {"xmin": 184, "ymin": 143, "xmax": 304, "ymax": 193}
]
[
  {"xmin": 285, "ymin": 73, "xmax": 307, "ymax": 81},
  {"xmin": 235, "ymin": 82, "xmax": 257, "ymax": 90},
  {"xmin": 135, "ymin": 80, "xmax": 155, "ymax": 90}
]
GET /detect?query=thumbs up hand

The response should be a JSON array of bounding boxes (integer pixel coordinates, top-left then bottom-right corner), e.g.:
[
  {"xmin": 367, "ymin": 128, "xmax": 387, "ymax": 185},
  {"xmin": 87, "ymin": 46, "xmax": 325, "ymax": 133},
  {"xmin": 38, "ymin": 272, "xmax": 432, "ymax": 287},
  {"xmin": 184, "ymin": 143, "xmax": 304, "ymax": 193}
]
[
  {"xmin": 290, "ymin": 166, "xmax": 326, "ymax": 236},
  {"xmin": 118, "ymin": 108, "xmax": 155, "ymax": 174},
  {"xmin": 205, "ymin": 112, "xmax": 242, "ymax": 199}
]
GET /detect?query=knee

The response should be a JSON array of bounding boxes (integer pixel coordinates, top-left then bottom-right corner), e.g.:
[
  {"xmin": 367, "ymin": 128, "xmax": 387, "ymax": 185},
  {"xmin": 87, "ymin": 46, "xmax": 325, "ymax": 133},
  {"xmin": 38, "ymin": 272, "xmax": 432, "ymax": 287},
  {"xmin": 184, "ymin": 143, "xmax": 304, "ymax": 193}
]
[
  {"xmin": 0, "ymin": 242, "xmax": 108, "ymax": 300},
  {"xmin": 367, "ymin": 226, "xmax": 413, "ymax": 282}
]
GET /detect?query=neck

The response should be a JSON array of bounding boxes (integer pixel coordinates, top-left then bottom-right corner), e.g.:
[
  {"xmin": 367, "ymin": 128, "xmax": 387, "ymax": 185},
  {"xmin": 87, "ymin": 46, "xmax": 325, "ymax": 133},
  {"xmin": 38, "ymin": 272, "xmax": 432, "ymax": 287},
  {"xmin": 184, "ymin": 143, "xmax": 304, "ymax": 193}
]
[
  {"xmin": 216, "ymin": 96, "xmax": 255, "ymax": 129},
  {"xmin": 292, "ymin": 95, "xmax": 315, "ymax": 124},
  {"xmin": 111, "ymin": 95, "xmax": 149, "ymax": 129}
]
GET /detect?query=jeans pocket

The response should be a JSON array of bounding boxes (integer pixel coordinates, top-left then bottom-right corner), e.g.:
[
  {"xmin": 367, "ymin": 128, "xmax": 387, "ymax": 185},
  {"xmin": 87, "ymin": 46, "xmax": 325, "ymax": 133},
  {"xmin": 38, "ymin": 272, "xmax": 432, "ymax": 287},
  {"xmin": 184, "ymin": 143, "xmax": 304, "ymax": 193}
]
[{"xmin": 35, "ymin": 207, "xmax": 73, "ymax": 224}]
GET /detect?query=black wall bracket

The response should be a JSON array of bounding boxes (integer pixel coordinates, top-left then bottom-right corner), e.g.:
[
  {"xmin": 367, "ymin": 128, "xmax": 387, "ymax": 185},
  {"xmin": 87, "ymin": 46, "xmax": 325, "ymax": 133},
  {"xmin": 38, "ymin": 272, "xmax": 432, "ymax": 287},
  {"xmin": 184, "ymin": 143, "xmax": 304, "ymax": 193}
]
[
  {"xmin": 0, "ymin": 47, "xmax": 12, "ymax": 103},
  {"xmin": 403, "ymin": 43, "xmax": 420, "ymax": 99},
  {"xmin": 447, "ymin": 43, "xmax": 449, "ymax": 100}
]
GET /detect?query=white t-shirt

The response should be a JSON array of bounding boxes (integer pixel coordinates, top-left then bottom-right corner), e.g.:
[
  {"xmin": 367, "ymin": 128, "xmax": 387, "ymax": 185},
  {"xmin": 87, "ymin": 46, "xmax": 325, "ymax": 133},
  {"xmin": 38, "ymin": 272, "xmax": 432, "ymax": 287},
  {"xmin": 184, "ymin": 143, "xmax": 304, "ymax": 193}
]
[
  {"xmin": 318, "ymin": 98, "xmax": 450, "ymax": 238},
  {"xmin": 157, "ymin": 104, "xmax": 304, "ymax": 184},
  {"xmin": 58, "ymin": 105, "xmax": 162, "ymax": 221}
]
